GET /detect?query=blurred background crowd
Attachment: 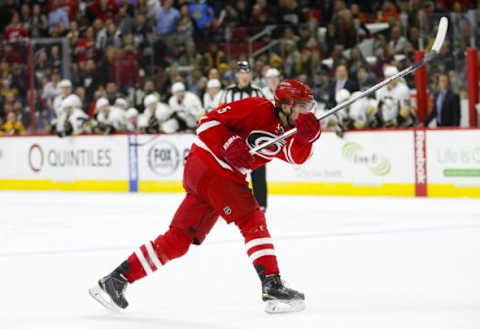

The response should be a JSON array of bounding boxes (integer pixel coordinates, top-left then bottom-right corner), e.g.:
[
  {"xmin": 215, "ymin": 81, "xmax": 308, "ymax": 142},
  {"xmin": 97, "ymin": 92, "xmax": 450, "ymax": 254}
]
[{"xmin": 0, "ymin": 0, "xmax": 476, "ymax": 137}]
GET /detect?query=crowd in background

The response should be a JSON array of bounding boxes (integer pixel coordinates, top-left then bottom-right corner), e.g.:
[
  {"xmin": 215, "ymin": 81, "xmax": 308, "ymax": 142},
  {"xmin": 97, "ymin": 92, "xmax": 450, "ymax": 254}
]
[{"xmin": 0, "ymin": 0, "xmax": 473, "ymax": 136}]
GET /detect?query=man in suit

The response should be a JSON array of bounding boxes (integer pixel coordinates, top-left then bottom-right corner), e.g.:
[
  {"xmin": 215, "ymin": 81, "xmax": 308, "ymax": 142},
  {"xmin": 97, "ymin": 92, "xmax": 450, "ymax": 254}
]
[
  {"xmin": 328, "ymin": 64, "xmax": 359, "ymax": 108},
  {"xmin": 424, "ymin": 73, "xmax": 460, "ymax": 127}
]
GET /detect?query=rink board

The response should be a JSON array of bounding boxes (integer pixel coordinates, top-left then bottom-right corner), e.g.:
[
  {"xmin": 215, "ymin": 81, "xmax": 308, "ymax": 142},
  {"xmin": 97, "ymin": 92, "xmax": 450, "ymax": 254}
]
[
  {"xmin": 0, "ymin": 130, "xmax": 479, "ymax": 197},
  {"xmin": 0, "ymin": 135, "xmax": 129, "ymax": 192}
]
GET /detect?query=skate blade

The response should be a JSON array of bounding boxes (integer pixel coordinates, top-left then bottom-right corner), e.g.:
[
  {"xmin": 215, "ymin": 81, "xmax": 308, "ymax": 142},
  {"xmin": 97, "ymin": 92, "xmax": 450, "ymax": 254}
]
[
  {"xmin": 88, "ymin": 285, "xmax": 122, "ymax": 312},
  {"xmin": 265, "ymin": 299, "xmax": 306, "ymax": 314}
]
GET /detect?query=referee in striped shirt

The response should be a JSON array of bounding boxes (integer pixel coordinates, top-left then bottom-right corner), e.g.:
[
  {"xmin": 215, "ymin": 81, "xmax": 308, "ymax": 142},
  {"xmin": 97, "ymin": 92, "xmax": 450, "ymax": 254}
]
[{"xmin": 220, "ymin": 61, "xmax": 268, "ymax": 212}]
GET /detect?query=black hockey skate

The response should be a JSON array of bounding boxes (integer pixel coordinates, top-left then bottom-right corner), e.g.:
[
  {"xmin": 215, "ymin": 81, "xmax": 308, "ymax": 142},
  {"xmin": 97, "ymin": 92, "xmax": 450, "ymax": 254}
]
[
  {"xmin": 262, "ymin": 274, "xmax": 305, "ymax": 314},
  {"xmin": 89, "ymin": 264, "xmax": 129, "ymax": 312}
]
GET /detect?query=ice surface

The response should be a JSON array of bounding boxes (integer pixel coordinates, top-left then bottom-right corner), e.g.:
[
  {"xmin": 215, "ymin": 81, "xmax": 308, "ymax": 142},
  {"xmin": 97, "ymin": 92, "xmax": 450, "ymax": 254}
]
[{"xmin": 1, "ymin": 191, "xmax": 480, "ymax": 329}]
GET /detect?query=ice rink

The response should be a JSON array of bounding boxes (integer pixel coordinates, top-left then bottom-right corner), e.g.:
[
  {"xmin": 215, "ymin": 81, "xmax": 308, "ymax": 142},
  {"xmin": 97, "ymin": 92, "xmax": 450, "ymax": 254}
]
[{"xmin": 1, "ymin": 191, "xmax": 479, "ymax": 329}]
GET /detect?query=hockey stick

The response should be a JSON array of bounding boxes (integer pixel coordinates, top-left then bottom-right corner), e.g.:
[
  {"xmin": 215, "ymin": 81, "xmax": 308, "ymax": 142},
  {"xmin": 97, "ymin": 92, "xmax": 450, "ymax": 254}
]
[{"xmin": 249, "ymin": 16, "xmax": 449, "ymax": 155}]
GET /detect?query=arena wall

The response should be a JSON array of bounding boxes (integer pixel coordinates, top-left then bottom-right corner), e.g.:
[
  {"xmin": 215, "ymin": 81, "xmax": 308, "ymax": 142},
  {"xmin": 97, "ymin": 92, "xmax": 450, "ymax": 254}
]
[{"xmin": 0, "ymin": 129, "xmax": 479, "ymax": 197}]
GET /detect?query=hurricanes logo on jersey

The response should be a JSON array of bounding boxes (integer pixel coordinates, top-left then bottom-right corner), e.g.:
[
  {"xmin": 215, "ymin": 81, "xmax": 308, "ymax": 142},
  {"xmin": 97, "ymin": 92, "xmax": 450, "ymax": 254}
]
[{"xmin": 247, "ymin": 130, "xmax": 286, "ymax": 159}]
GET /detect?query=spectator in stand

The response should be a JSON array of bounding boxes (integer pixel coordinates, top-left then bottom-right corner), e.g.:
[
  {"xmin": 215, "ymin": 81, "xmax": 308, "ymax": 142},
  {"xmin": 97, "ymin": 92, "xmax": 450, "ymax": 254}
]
[
  {"xmin": 213, "ymin": 2, "xmax": 239, "ymax": 30},
  {"xmin": 41, "ymin": 72, "xmax": 61, "ymax": 109},
  {"xmin": 276, "ymin": 0, "xmax": 305, "ymax": 25},
  {"xmin": 205, "ymin": 44, "xmax": 226, "ymax": 72},
  {"xmin": 332, "ymin": 8, "xmax": 358, "ymax": 50},
  {"xmin": 407, "ymin": 25, "xmax": 420, "ymax": 47},
  {"xmin": 435, "ymin": 39, "xmax": 455, "ymax": 73},
  {"xmin": 379, "ymin": 0, "xmax": 400, "ymax": 23},
  {"xmin": 29, "ymin": 3, "xmax": 49, "ymax": 38},
  {"xmin": 34, "ymin": 49, "xmax": 49, "ymax": 76},
  {"xmin": 188, "ymin": 0, "xmax": 214, "ymax": 42},
  {"xmin": 280, "ymin": 26, "xmax": 299, "ymax": 53},
  {"xmin": 0, "ymin": 59, "xmax": 13, "ymax": 98},
  {"xmin": 177, "ymin": 4, "xmax": 194, "ymax": 45},
  {"xmin": 203, "ymin": 78, "xmax": 223, "ymax": 112},
  {"xmin": 1, "ymin": 102, "xmax": 14, "ymax": 125},
  {"xmin": 178, "ymin": 41, "xmax": 206, "ymax": 68},
  {"xmin": 1, "ymin": 111, "xmax": 25, "ymax": 135},
  {"xmin": 328, "ymin": 64, "xmax": 359, "ymax": 108},
  {"xmin": 117, "ymin": 4, "xmax": 134, "ymax": 35},
  {"xmin": 87, "ymin": 0, "xmax": 119, "ymax": 22},
  {"xmin": 398, "ymin": 0, "xmax": 411, "ymax": 29},
  {"xmin": 155, "ymin": 0, "xmax": 180, "ymax": 56},
  {"xmin": 10, "ymin": 63, "xmax": 28, "ymax": 99},
  {"xmin": 388, "ymin": 24, "xmax": 408, "ymax": 55},
  {"xmin": 49, "ymin": 45, "xmax": 62, "ymax": 73},
  {"xmin": 67, "ymin": 20, "xmax": 81, "ymax": 46},
  {"xmin": 235, "ymin": 0, "xmax": 250, "ymax": 27},
  {"xmin": 48, "ymin": 0, "xmax": 70, "ymax": 34},
  {"xmin": 424, "ymin": 73, "xmax": 461, "ymax": 127},
  {"xmin": 187, "ymin": 67, "xmax": 208, "ymax": 97},
  {"xmin": 348, "ymin": 47, "xmax": 368, "ymax": 78},
  {"xmin": 98, "ymin": 45, "xmax": 118, "ymax": 85},
  {"xmin": 105, "ymin": 82, "xmax": 122, "ymax": 105},
  {"xmin": 3, "ymin": 42, "xmax": 25, "ymax": 65},
  {"xmin": 283, "ymin": 41, "xmax": 301, "ymax": 78},
  {"xmin": 117, "ymin": 45, "xmax": 141, "ymax": 90},
  {"xmin": 79, "ymin": 59, "xmax": 102, "ymax": 105},
  {"xmin": 97, "ymin": 19, "xmax": 122, "ymax": 50},
  {"xmin": 75, "ymin": 26, "xmax": 97, "ymax": 70},
  {"xmin": 356, "ymin": 66, "xmax": 376, "ymax": 91},
  {"xmin": 75, "ymin": 86, "xmax": 87, "ymax": 113},
  {"xmin": 19, "ymin": 3, "xmax": 31, "ymax": 31},
  {"xmin": 249, "ymin": 2, "xmax": 271, "ymax": 35},
  {"xmin": 25, "ymin": 88, "xmax": 48, "ymax": 132},
  {"xmin": 207, "ymin": 68, "xmax": 221, "ymax": 81},
  {"xmin": 4, "ymin": 11, "xmax": 29, "ymax": 42}
]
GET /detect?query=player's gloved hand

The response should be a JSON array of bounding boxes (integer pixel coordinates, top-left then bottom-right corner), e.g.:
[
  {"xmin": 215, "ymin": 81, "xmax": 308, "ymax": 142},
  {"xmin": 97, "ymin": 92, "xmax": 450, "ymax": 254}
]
[
  {"xmin": 295, "ymin": 112, "xmax": 321, "ymax": 144},
  {"xmin": 221, "ymin": 135, "xmax": 254, "ymax": 169}
]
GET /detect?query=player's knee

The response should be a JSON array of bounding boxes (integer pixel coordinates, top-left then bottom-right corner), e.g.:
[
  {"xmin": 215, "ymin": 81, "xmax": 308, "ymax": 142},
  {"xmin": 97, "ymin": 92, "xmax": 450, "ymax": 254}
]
[
  {"xmin": 236, "ymin": 209, "xmax": 269, "ymax": 238},
  {"xmin": 153, "ymin": 227, "xmax": 193, "ymax": 261}
]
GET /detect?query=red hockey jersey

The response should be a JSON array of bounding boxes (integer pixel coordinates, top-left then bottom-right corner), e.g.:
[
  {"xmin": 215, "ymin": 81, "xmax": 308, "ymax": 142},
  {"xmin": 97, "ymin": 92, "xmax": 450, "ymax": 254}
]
[{"xmin": 192, "ymin": 97, "xmax": 320, "ymax": 184}]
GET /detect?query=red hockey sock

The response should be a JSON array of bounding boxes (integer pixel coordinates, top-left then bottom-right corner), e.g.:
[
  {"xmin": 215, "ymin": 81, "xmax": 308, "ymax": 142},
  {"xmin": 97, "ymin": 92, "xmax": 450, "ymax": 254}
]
[
  {"xmin": 123, "ymin": 227, "xmax": 193, "ymax": 283},
  {"xmin": 237, "ymin": 209, "xmax": 279, "ymax": 276}
]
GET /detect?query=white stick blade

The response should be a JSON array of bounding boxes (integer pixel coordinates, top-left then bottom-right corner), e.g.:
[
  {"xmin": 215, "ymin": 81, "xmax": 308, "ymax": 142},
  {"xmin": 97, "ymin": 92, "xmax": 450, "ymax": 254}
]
[{"xmin": 431, "ymin": 17, "xmax": 448, "ymax": 52}]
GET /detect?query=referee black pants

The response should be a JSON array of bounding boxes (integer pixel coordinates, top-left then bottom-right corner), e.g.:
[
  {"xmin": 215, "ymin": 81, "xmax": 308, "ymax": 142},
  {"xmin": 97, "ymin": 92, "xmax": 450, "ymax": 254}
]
[{"xmin": 251, "ymin": 165, "xmax": 267, "ymax": 211}]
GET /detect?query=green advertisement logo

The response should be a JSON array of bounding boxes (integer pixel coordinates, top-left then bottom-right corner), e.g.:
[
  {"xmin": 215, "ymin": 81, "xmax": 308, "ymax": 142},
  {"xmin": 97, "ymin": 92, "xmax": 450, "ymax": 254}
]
[{"xmin": 342, "ymin": 142, "xmax": 391, "ymax": 176}]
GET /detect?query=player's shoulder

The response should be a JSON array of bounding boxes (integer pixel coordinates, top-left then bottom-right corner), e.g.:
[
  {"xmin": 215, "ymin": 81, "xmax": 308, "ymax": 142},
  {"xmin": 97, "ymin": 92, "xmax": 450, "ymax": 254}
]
[{"xmin": 233, "ymin": 97, "xmax": 274, "ymax": 114}]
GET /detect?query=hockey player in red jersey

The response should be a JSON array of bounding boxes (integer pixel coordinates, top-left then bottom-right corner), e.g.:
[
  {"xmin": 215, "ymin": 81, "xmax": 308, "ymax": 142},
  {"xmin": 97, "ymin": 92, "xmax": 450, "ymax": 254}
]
[{"xmin": 89, "ymin": 79, "xmax": 321, "ymax": 313}]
